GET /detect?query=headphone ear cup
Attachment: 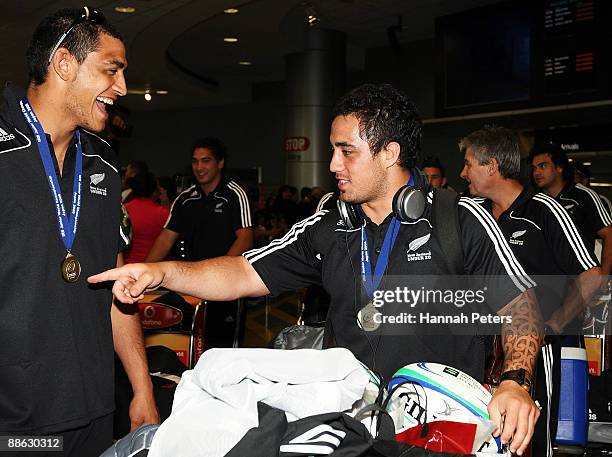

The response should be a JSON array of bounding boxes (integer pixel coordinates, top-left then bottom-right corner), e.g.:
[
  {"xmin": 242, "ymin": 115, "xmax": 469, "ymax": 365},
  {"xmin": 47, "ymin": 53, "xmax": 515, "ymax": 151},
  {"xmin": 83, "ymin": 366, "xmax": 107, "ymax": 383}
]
[
  {"xmin": 393, "ymin": 185, "xmax": 426, "ymax": 222},
  {"xmin": 337, "ymin": 199, "xmax": 361, "ymax": 230}
]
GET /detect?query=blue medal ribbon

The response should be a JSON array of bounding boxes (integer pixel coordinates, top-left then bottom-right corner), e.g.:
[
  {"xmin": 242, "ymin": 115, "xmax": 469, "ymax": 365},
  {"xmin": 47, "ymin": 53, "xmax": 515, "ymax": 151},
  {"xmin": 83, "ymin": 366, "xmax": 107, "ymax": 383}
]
[
  {"xmin": 359, "ymin": 174, "xmax": 415, "ymax": 299},
  {"xmin": 360, "ymin": 217, "xmax": 400, "ymax": 299},
  {"xmin": 20, "ymin": 98, "xmax": 82, "ymax": 254}
]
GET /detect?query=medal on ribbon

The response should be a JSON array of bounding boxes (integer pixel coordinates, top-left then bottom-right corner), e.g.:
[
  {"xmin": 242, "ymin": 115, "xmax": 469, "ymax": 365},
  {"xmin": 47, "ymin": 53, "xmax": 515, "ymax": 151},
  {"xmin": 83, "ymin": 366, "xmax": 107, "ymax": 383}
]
[
  {"xmin": 359, "ymin": 217, "xmax": 401, "ymax": 332},
  {"xmin": 21, "ymin": 98, "xmax": 83, "ymax": 283}
]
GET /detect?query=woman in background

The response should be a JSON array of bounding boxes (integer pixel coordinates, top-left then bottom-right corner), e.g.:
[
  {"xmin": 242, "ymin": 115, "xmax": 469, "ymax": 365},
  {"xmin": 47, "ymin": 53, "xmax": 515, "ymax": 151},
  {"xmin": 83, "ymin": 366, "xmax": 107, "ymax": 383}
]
[{"xmin": 124, "ymin": 172, "xmax": 170, "ymax": 263}]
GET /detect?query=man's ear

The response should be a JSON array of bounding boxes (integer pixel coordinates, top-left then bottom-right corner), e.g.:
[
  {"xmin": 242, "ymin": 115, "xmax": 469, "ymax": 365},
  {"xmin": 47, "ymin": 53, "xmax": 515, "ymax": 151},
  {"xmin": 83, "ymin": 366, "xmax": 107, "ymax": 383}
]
[
  {"xmin": 383, "ymin": 141, "xmax": 401, "ymax": 168},
  {"xmin": 49, "ymin": 48, "xmax": 77, "ymax": 82},
  {"xmin": 218, "ymin": 158, "xmax": 225, "ymax": 170},
  {"xmin": 488, "ymin": 158, "xmax": 499, "ymax": 175}
]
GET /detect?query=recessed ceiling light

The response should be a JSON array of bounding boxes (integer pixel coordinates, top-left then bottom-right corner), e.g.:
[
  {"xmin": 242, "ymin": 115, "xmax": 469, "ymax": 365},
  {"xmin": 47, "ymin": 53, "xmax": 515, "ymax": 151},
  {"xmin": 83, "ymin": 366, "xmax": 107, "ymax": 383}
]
[
  {"xmin": 239, "ymin": 61, "xmax": 252, "ymax": 66},
  {"xmin": 583, "ymin": 161, "xmax": 592, "ymax": 166},
  {"xmin": 223, "ymin": 37, "xmax": 239, "ymax": 43},
  {"xmin": 155, "ymin": 90, "xmax": 169, "ymax": 95},
  {"xmin": 115, "ymin": 6, "xmax": 136, "ymax": 13},
  {"xmin": 144, "ymin": 92, "xmax": 152, "ymax": 101},
  {"xmin": 568, "ymin": 158, "xmax": 573, "ymax": 162},
  {"xmin": 224, "ymin": 8, "xmax": 239, "ymax": 14}
]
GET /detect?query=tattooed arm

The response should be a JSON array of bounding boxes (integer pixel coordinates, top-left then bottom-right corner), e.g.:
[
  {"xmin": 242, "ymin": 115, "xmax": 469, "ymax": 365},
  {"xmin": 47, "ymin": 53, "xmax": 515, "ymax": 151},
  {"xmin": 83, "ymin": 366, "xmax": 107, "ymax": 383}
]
[
  {"xmin": 488, "ymin": 288, "xmax": 543, "ymax": 456},
  {"xmin": 499, "ymin": 288, "xmax": 543, "ymax": 375}
]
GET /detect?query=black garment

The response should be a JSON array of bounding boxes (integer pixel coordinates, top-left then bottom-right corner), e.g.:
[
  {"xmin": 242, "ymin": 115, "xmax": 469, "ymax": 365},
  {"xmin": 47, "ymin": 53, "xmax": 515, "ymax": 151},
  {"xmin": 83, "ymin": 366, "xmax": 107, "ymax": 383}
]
[
  {"xmin": 226, "ymin": 402, "xmax": 373, "ymax": 457},
  {"xmin": 556, "ymin": 182, "xmax": 612, "ymax": 253},
  {"xmin": 478, "ymin": 188, "xmax": 598, "ymax": 457},
  {"xmin": 245, "ymin": 190, "xmax": 531, "ymax": 382},
  {"xmin": 0, "ymin": 84, "xmax": 127, "ymax": 434},
  {"xmin": 316, "ymin": 192, "xmax": 337, "ymax": 212},
  {"xmin": 479, "ymin": 188, "xmax": 598, "ymax": 321},
  {"xmin": 599, "ymin": 193, "xmax": 612, "ymax": 218},
  {"xmin": 165, "ymin": 178, "xmax": 251, "ymax": 348},
  {"xmin": 3, "ymin": 413, "xmax": 114, "ymax": 457},
  {"xmin": 165, "ymin": 178, "xmax": 251, "ymax": 261}
]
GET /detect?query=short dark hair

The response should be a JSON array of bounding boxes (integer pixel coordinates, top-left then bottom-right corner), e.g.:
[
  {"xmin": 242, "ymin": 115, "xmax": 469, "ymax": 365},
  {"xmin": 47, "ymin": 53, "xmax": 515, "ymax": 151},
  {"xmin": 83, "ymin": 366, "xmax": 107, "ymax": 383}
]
[
  {"xmin": 529, "ymin": 142, "xmax": 573, "ymax": 183},
  {"xmin": 26, "ymin": 8, "xmax": 123, "ymax": 86},
  {"xmin": 459, "ymin": 125, "xmax": 521, "ymax": 180},
  {"xmin": 128, "ymin": 171, "xmax": 157, "ymax": 198},
  {"xmin": 332, "ymin": 83, "xmax": 422, "ymax": 169},
  {"xmin": 420, "ymin": 156, "xmax": 446, "ymax": 178},
  {"xmin": 191, "ymin": 137, "xmax": 227, "ymax": 162}
]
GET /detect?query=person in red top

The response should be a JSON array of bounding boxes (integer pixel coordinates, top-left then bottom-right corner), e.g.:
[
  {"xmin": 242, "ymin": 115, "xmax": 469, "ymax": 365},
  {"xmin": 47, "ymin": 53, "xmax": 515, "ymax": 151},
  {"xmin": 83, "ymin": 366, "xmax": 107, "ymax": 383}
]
[{"xmin": 124, "ymin": 171, "xmax": 170, "ymax": 263}]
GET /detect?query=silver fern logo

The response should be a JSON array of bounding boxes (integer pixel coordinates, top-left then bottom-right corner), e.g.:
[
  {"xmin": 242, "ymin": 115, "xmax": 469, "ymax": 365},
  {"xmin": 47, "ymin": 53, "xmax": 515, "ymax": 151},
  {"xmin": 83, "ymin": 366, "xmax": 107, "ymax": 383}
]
[
  {"xmin": 90, "ymin": 173, "xmax": 105, "ymax": 185},
  {"xmin": 408, "ymin": 233, "xmax": 430, "ymax": 252},
  {"xmin": 406, "ymin": 233, "xmax": 431, "ymax": 262},
  {"xmin": 509, "ymin": 229, "xmax": 526, "ymax": 246},
  {"xmin": 89, "ymin": 173, "xmax": 107, "ymax": 196}
]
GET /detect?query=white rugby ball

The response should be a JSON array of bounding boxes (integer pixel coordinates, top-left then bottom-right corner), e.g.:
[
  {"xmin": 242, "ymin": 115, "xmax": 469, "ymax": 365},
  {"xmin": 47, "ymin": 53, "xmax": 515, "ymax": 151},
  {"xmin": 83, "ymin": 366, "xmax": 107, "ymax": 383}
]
[{"xmin": 386, "ymin": 362, "xmax": 492, "ymax": 432}]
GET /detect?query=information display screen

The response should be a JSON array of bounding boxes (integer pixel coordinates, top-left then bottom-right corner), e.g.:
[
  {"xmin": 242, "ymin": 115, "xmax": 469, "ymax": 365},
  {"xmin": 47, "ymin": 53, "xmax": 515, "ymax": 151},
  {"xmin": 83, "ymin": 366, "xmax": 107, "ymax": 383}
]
[
  {"xmin": 542, "ymin": 0, "xmax": 597, "ymax": 95},
  {"xmin": 435, "ymin": 0, "xmax": 612, "ymax": 116}
]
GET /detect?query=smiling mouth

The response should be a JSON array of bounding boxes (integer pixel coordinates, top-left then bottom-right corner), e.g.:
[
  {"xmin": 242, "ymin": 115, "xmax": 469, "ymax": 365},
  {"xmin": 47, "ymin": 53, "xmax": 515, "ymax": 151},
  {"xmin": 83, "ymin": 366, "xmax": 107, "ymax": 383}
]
[{"xmin": 96, "ymin": 96, "xmax": 114, "ymax": 115}]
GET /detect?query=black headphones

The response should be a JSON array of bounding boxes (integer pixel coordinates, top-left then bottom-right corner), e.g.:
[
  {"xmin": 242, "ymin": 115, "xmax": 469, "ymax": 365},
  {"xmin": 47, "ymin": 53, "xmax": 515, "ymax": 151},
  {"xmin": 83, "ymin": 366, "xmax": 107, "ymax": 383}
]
[{"xmin": 337, "ymin": 169, "xmax": 428, "ymax": 229}]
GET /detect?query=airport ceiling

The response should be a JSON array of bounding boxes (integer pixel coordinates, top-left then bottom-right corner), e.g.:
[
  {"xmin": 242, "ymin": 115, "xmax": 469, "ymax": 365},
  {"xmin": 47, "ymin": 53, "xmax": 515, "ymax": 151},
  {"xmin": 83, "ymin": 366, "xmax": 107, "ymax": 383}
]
[{"xmin": 1, "ymin": 0, "xmax": 504, "ymax": 111}]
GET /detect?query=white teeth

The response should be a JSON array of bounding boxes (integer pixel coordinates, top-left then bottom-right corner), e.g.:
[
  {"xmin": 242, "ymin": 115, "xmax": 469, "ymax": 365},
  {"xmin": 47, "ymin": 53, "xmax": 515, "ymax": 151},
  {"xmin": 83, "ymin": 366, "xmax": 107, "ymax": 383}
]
[{"xmin": 96, "ymin": 96, "xmax": 114, "ymax": 105}]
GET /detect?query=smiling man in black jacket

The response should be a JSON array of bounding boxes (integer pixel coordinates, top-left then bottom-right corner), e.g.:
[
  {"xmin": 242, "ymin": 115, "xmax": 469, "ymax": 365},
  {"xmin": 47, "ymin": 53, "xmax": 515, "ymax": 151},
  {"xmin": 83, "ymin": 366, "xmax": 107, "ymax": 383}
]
[{"xmin": 0, "ymin": 8, "xmax": 158, "ymax": 456}]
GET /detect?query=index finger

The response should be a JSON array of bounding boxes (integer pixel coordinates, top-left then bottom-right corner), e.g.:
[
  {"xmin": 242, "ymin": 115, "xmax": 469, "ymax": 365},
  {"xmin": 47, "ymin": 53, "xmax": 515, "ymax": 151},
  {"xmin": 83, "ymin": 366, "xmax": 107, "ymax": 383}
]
[{"xmin": 88, "ymin": 268, "xmax": 122, "ymax": 284}]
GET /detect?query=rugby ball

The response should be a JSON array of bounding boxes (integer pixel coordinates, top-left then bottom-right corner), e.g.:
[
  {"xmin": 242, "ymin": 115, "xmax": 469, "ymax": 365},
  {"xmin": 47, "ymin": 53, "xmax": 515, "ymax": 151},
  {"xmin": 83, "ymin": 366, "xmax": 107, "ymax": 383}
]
[{"xmin": 386, "ymin": 362, "xmax": 492, "ymax": 431}]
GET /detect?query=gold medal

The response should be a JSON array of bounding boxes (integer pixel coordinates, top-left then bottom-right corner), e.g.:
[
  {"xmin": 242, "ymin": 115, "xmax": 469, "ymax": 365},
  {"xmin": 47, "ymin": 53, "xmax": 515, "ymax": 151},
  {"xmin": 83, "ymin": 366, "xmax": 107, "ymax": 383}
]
[
  {"xmin": 61, "ymin": 252, "xmax": 81, "ymax": 283},
  {"xmin": 357, "ymin": 301, "xmax": 381, "ymax": 332}
]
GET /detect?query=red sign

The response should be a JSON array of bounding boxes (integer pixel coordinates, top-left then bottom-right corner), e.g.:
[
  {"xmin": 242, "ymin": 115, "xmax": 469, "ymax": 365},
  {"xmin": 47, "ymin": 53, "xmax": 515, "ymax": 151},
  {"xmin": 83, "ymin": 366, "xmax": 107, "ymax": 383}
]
[
  {"xmin": 588, "ymin": 360, "xmax": 599, "ymax": 376},
  {"xmin": 138, "ymin": 302, "xmax": 183, "ymax": 329},
  {"xmin": 285, "ymin": 137, "xmax": 310, "ymax": 152}
]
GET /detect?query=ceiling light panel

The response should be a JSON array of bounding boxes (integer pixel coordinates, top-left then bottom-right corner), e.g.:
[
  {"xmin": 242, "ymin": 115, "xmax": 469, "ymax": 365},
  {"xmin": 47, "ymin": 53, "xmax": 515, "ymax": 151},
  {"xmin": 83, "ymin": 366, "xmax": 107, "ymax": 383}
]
[{"xmin": 115, "ymin": 6, "xmax": 136, "ymax": 14}]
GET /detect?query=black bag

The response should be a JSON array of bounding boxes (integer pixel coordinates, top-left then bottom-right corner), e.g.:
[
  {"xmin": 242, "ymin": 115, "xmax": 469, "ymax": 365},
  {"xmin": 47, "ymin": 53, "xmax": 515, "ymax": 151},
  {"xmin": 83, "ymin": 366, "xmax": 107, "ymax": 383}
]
[
  {"xmin": 272, "ymin": 312, "xmax": 336, "ymax": 350},
  {"xmin": 272, "ymin": 323, "xmax": 325, "ymax": 349}
]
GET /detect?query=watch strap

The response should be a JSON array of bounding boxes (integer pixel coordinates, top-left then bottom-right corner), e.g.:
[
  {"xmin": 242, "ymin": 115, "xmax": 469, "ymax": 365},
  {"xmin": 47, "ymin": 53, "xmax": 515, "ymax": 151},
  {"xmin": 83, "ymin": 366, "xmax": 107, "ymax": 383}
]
[{"xmin": 500, "ymin": 368, "xmax": 532, "ymax": 391}]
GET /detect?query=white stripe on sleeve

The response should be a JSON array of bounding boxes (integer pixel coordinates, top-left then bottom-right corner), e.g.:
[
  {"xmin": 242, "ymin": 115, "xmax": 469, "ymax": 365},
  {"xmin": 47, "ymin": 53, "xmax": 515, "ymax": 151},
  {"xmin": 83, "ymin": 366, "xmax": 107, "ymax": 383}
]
[
  {"xmin": 533, "ymin": 193, "xmax": 597, "ymax": 270},
  {"xmin": 576, "ymin": 183, "xmax": 612, "ymax": 227},
  {"xmin": 243, "ymin": 211, "xmax": 326, "ymax": 263},
  {"xmin": 228, "ymin": 181, "xmax": 252, "ymax": 227},
  {"xmin": 458, "ymin": 197, "xmax": 535, "ymax": 291}
]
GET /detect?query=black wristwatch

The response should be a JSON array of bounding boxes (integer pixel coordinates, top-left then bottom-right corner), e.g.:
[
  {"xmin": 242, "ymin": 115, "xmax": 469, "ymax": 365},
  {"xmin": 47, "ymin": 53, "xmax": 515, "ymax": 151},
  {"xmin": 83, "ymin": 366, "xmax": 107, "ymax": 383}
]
[{"xmin": 500, "ymin": 369, "xmax": 532, "ymax": 392}]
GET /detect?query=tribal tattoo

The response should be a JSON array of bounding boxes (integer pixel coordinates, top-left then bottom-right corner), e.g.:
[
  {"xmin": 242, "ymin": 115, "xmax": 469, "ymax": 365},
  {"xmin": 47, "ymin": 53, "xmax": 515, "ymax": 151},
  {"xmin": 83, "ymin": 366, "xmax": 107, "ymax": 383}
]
[{"xmin": 500, "ymin": 289, "xmax": 543, "ymax": 378}]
